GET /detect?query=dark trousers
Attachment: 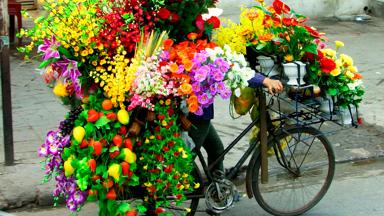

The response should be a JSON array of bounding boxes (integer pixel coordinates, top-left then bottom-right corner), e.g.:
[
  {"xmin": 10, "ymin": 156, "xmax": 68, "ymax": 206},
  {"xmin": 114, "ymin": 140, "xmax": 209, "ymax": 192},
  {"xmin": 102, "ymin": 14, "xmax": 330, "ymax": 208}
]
[{"xmin": 188, "ymin": 119, "xmax": 224, "ymax": 171}]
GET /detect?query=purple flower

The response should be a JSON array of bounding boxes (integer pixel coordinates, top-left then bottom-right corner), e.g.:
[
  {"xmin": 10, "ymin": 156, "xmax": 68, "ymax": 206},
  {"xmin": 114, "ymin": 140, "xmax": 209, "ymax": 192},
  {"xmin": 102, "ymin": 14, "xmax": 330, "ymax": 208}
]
[
  {"xmin": 38, "ymin": 146, "xmax": 48, "ymax": 157},
  {"xmin": 197, "ymin": 93, "xmax": 210, "ymax": 105},
  {"xmin": 160, "ymin": 51, "xmax": 170, "ymax": 61},
  {"xmin": 177, "ymin": 64, "xmax": 185, "ymax": 74},
  {"xmin": 194, "ymin": 106, "xmax": 204, "ymax": 116},
  {"xmin": 48, "ymin": 143, "xmax": 59, "ymax": 155},
  {"xmin": 37, "ymin": 36, "xmax": 61, "ymax": 60},
  {"xmin": 55, "ymin": 58, "xmax": 81, "ymax": 92},
  {"xmin": 217, "ymin": 81, "xmax": 227, "ymax": 95},
  {"xmin": 73, "ymin": 191, "xmax": 87, "ymax": 204},
  {"xmin": 65, "ymin": 181, "xmax": 77, "ymax": 194},
  {"xmin": 193, "ymin": 51, "xmax": 209, "ymax": 64},
  {"xmin": 66, "ymin": 197, "xmax": 78, "ymax": 212},
  {"xmin": 220, "ymin": 89, "xmax": 232, "ymax": 100},
  {"xmin": 212, "ymin": 68, "xmax": 224, "ymax": 82},
  {"xmin": 192, "ymin": 82, "xmax": 201, "ymax": 92},
  {"xmin": 194, "ymin": 65, "xmax": 210, "ymax": 82},
  {"xmin": 45, "ymin": 131, "xmax": 56, "ymax": 145},
  {"xmin": 210, "ymin": 84, "xmax": 217, "ymax": 95},
  {"xmin": 214, "ymin": 58, "xmax": 230, "ymax": 73}
]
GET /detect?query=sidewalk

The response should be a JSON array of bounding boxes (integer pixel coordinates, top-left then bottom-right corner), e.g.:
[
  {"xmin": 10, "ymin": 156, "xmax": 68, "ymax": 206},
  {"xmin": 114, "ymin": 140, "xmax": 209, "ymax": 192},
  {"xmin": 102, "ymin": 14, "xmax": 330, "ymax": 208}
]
[{"xmin": 0, "ymin": 10, "xmax": 384, "ymax": 213}]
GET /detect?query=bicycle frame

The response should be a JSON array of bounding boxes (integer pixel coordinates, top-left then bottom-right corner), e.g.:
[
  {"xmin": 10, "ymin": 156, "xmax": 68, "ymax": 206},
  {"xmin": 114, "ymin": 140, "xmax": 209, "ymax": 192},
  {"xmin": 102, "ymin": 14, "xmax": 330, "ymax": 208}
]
[{"xmin": 193, "ymin": 114, "xmax": 261, "ymax": 182}]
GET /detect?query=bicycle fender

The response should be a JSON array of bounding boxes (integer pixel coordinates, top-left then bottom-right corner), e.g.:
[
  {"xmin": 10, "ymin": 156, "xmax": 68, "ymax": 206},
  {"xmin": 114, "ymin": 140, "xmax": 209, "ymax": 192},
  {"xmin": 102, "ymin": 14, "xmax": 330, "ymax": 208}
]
[{"xmin": 245, "ymin": 145, "xmax": 261, "ymax": 199}]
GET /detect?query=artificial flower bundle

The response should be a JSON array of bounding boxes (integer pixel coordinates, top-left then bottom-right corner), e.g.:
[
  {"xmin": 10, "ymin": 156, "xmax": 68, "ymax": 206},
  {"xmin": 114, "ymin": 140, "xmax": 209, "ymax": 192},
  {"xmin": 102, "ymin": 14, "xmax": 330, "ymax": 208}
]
[
  {"xmin": 21, "ymin": 0, "xmax": 257, "ymax": 215},
  {"xmin": 214, "ymin": 0, "xmax": 364, "ymax": 108},
  {"xmin": 22, "ymin": 0, "xmax": 365, "ymax": 215}
]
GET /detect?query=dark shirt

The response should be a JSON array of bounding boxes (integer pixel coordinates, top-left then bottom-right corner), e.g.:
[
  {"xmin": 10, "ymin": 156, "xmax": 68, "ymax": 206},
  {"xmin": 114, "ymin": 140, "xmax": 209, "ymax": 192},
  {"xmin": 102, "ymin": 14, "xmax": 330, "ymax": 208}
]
[{"xmin": 189, "ymin": 73, "xmax": 265, "ymax": 120}]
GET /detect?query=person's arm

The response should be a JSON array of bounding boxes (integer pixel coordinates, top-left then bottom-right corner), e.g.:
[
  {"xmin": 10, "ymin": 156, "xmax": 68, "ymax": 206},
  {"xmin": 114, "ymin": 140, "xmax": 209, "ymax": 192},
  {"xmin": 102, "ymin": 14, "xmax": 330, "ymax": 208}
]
[{"xmin": 248, "ymin": 74, "xmax": 284, "ymax": 94}]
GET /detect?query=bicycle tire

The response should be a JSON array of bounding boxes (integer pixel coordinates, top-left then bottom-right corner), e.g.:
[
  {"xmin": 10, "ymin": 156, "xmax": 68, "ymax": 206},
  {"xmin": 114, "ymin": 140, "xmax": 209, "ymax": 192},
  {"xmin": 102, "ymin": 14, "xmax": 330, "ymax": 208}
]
[
  {"xmin": 252, "ymin": 126, "xmax": 335, "ymax": 216},
  {"xmin": 161, "ymin": 161, "xmax": 203, "ymax": 216}
]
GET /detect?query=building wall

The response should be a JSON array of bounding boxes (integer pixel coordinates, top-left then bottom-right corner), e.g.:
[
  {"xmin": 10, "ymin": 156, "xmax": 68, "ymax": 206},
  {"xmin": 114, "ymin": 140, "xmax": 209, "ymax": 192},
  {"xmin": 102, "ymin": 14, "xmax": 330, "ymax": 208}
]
[{"xmin": 218, "ymin": 0, "xmax": 370, "ymax": 21}]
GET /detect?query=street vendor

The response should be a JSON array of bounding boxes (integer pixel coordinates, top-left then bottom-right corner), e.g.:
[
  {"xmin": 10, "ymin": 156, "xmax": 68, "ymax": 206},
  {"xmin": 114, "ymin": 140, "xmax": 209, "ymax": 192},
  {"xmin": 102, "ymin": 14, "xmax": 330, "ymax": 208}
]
[{"xmin": 188, "ymin": 74, "xmax": 283, "ymax": 172}]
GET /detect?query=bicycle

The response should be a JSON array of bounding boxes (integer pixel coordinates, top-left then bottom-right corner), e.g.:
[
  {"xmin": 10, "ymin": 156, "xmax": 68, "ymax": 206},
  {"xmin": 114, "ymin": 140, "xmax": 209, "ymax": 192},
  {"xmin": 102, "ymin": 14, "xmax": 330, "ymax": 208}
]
[{"xmin": 162, "ymin": 87, "xmax": 336, "ymax": 216}]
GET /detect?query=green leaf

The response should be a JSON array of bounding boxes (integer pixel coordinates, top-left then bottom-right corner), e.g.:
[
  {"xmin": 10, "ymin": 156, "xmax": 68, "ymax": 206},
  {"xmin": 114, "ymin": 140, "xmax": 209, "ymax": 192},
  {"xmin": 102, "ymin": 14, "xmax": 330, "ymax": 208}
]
[
  {"xmin": 303, "ymin": 44, "xmax": 318, "ymax": 54},
  {"xmin": 109, "ymin": 146, "xmax": 119, "ymax": 152},
  {"xmin": 114, "ymin": 122, "xmax": 122, "ymax": 128},
  {"xmin": 84, "ymin": 122, "xmax": 95, "ymax": 134},
  {"xmin": 58, "ymin": 46, "xmax": 71, "ymax": 58},
  {"xmin": 137, "ymin": 205, "xmax": 147, "ymax": 213},
  {"xmin": 116, "ymin": 203, "xmax": 131, "ymax": 214},
  {"xmin": 327, "ymin": 88, "xmax": 338, "ymax": 96},
  {"xmin": 38, "ymin": 60, "xmax": 52, "ymax": 69},
  {"xmin": 95, "ymin": 116, "xmax": 110, "ymax": 128},
  {"xmin": 256, "ymin": 43, "xmax": 266, "ymax": 50}
]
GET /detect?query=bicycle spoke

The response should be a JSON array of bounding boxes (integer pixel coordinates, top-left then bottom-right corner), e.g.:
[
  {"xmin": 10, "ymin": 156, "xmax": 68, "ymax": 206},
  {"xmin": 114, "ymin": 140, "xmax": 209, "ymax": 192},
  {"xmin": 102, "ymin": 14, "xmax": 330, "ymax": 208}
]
[{"xmin": 253, "ymin": 126, "xmax": 335, "ymax": 215}]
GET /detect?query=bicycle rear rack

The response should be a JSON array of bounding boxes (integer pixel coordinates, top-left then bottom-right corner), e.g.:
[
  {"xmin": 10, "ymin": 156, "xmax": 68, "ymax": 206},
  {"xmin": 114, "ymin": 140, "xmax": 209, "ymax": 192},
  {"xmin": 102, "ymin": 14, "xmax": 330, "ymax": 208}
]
[{"xmin": 264, "ymin": 85, "xmax": 360, "ymax": 129}]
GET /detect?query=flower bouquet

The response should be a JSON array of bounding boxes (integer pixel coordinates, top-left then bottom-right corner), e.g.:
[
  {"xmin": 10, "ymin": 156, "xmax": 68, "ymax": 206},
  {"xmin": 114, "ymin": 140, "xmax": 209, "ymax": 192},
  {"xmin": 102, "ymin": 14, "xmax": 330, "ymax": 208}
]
[{"xmin": 19, "ymin": 0, "xmax": 257, "ymax": 215}]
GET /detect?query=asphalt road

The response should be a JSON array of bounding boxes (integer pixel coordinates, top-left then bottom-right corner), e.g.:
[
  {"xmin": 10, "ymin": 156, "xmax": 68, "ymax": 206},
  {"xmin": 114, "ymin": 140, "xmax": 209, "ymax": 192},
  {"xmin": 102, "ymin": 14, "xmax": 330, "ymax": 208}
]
[{"xmin": 6, "ymin": 158, "xmax": 384, "ymax": 216}]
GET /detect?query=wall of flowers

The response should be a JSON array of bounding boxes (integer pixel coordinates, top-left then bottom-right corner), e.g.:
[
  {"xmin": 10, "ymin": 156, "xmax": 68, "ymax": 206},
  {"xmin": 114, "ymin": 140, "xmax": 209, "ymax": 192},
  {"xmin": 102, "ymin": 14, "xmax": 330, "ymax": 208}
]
[{"xmin": 18, "ymin": 0, "xmax": 364, "ymax": 215}]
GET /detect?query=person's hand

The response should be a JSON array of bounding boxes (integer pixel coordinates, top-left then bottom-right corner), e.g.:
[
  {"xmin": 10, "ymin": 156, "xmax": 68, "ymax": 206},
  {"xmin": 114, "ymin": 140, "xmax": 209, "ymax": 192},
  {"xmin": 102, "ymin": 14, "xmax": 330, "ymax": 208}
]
[{"xmin": 262, "ymin": 77, "xmax": 284, "ymax": 95}]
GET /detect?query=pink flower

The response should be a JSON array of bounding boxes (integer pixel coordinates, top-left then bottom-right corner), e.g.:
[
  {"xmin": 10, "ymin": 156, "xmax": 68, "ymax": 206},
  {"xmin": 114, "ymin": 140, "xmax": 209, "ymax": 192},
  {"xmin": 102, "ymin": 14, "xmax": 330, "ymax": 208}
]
[{"xmin": 37, "ymin": 35, "xmax": 61, "ymax": 60}]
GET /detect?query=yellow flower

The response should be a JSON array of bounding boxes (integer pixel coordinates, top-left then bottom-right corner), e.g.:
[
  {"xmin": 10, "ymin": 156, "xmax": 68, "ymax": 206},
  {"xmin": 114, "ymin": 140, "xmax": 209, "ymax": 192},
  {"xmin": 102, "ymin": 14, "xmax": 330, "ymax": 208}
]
[
  {"xmin": 165, "ymin": 99, "xmax": 171, "ymax": 105},
  {"xmin": 330, "ymin": 68, "xmax": 341, "ymax": 76},
  {"xmin": 284, "ymin": 54, "xmax": 294, "ymax": 62},
  {"xmin": 53, "ymin": 82, "xmax": 68, "ymax": 97},
  {"xmin": 182, "ymin": 173, "xmax": 189, "ymax": 178},
  {"xmin": 194, "ymin": 183, "xmax": 200, "ymax": 189},
  {"xmin": 335, "ymin": 40, "xmax": 344, "ymax": 49},
  {"xmin": 186, "ymin": 208, "xmax": 191, "ymax": 213},
  {"xmin": 144, "ymin": 182, "xmax": 152, "ymax": 187},
  {"xmin": 340, "ymin": 54, "xmax": 353, "ymax": 67},
  {"xmin": 80, "ymin": 50, "xmax": 88, "ymax": 57},
  {"xmin": 345, "ymin": 70, "xmax": 355, "ymax": 79},
  {"xmin": 162, "ymin": 120, "xmax": 167, "ymax": 127},
  {"xmin": 108, "ymin": 164, "xmax": 121, "ymax": 181},
  {"xmin": 349, "ymin": 66, "xmax": 358, "ymax": 73},
  {"xmin": 321, "ymin": 48, "xmax": 336, "ymax": 58}
]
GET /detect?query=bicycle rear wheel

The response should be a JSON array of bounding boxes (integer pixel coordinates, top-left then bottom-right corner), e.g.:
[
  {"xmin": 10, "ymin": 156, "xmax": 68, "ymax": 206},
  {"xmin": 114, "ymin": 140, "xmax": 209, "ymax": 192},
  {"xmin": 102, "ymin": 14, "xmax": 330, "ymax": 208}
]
[
  {"xmin": 252, "ymin": 126, "xmax": 335, "ymax": 216},
  {"xmin": 160, "ymin": 162, "xmax": 203, "ymax": 216}
]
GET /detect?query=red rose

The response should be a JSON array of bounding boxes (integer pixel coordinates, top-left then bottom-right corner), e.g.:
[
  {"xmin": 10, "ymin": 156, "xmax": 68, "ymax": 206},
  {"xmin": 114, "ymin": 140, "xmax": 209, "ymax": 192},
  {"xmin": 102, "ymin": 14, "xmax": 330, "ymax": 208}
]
[
  {"xmin": 207, "ymin": 16, "xmax": 221, "ymax": 29},
  {"xmin": 317, "ymin": 49, "xmax": 324, "ymax": 60},
  {"xmin": 158, "ymin": 8, "xmax": 171, "ymax": 20},
  {"xmin": 170, "ymin": 13, "xmax": 180, "ymax": 23},
  {"xmin": 320, "ymin": 57, "xmax": 336, "ymax": 74},
  {"xmin": 273, "ymin": 0, "xmax": 291, "ymax": 15}
]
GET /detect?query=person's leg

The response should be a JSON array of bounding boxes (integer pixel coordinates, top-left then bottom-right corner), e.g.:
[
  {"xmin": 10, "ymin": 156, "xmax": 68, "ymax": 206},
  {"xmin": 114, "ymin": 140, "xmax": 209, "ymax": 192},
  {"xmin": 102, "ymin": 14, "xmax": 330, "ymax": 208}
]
[
  {"xmin": 203, "ymin": 123, "xmax": 224, "ymax": 172},
  {"xmin": 188, "ymin": 119, "xmax": 210, "ymax": 150}
]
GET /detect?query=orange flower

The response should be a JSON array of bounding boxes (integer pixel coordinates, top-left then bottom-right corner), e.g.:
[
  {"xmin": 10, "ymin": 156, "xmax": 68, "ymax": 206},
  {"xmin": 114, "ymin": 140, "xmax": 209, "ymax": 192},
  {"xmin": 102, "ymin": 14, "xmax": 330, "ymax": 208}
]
[
  {"xmin": 163, "ymin": 39, "xmax": 174, "ymax": 50},
  {"xmin": 353, "ymin": 73, "xmax": 363, "ymax": 80},
  {"xmin": 188, "ymin": 102, "xmax": 199, "ymax": 113},
  {"xmin": 169, "ymin": 63, "xmax": 179, "ymax": 73},
  {"xmin": 187, "ymin": 94, "xmax": 198, "ymax": 104},
  {"xmin": 179, "ymin": 83, "xmax": 193, "ymax": 95},
  {"xmin": 183, "ymin": 60, "xmax": 194, "ymax": 72},
  {"xmin": 187, "ymin": 32, "xmax": 198, "ymax": 41},
  {"xmin": 259, "ymin": 33, "xmax": 274, "ymax": 42},
  {"xmin": 246, "ymin": 11, "xmax": 259, "ymax": 21}
]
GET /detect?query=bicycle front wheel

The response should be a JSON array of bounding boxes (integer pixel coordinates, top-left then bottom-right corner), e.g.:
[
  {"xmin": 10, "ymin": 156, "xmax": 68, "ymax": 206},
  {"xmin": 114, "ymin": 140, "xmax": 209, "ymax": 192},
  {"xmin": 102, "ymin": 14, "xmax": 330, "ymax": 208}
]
[
  {"xmin": 252, "ymin": 126, "xmax": 335, "ymax": 216},
  {"xmin": 161, "ymin": 162, "xmax": 203, "ymax": 216}
]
